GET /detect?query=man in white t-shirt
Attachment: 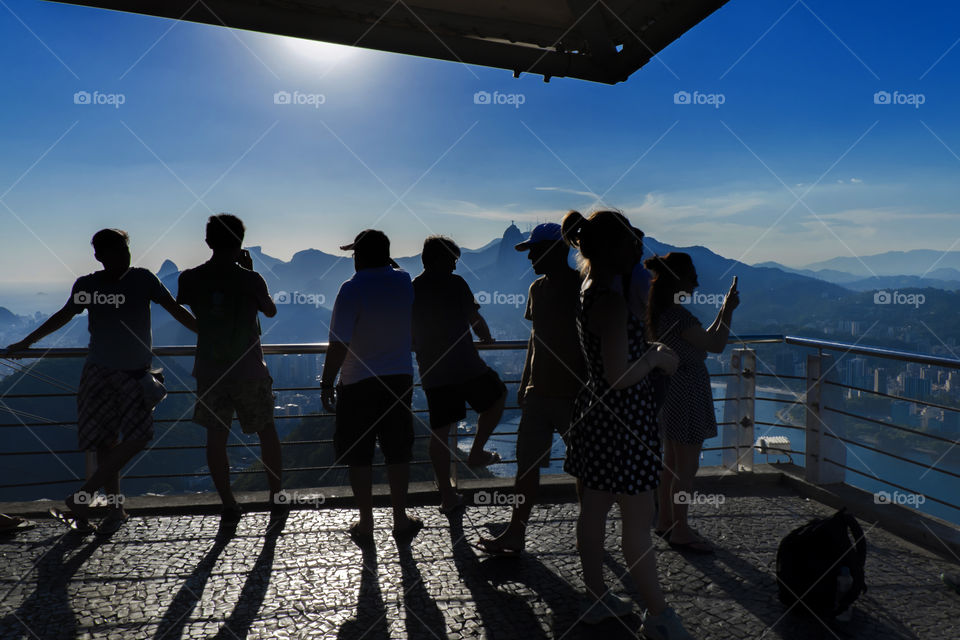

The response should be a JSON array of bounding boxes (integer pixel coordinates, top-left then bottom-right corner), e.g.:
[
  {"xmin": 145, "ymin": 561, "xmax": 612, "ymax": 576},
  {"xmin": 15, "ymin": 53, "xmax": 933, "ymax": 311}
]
[
  {"xmin": 320, "ymin": 229, "xmax": 422, "ymax": 547},
  {"xmin": 6, "ymin": 229, "xmax": 197, "ymax": 534}
]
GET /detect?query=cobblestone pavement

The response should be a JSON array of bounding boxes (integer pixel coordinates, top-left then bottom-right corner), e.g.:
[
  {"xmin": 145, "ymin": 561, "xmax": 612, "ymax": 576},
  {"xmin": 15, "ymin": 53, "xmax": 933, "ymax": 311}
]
[{"xmin": 1, "ymin": 486, "xmax": 958, "ymax": 639}]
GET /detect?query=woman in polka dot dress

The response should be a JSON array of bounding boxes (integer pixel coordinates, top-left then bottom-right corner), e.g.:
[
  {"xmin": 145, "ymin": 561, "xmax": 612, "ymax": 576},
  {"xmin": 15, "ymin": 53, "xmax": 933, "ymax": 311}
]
[
  {"xmin": 646, "ymin": 252, "xmax": 739, "ymax": 555},
  {"xmin": 561, "ymin": 210, "xmax": 694, "ymax": 640}
]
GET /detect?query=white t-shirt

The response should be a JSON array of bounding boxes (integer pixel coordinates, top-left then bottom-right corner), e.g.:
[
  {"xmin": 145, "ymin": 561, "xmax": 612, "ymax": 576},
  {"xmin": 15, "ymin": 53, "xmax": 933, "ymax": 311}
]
[{"xmin": 329, "ymin": 266, "xmax": 414, "ymax": 385}]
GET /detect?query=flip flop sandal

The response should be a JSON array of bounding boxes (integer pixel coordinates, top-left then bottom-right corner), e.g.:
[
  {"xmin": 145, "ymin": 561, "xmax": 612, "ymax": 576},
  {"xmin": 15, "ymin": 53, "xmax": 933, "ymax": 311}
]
[
  {"xmin": 471, "ymin": 537, "xmax": 523, "ymax": 557},
  {"xmin": 96, "ymin": 512, "xmax": 130, "ymax": 536},
  {"xmin": 468, "ymin": 450, "xmax": 502, "ymax": 467},
  {"xmin": 348, "ymin": 523, "xmax": 375, "ymax": 549},
  {"xmin": 0, "ymin": 517, "xmax": 36, "ymax": 534},
  {"xmin": 49, "ymin": 508, "xmax": 97, "ymax": 535},
  {"xmin": 392, "ymin": 517, "xmax": 424, "ymax": 545},
  {"xmin": 439, "ymin": 494, "xmax": 467, "ymax": 515}
]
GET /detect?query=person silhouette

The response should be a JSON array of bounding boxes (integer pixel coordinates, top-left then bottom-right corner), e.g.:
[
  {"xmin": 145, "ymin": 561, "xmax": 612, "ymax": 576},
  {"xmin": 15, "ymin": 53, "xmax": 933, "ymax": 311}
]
[
  {"xmin": 559, "ymin": 210, "xmax": 692, "ymax": 638},
  {"xmin": 646, "ymin": 252, "xmax": 739, "ymax": 554},
  {"xmin": 411, "ymin": 235, "xmax": 506, "ymax": 514},
  {"xmin": 5, "ymin": 228, "xmax": 197, "ymax": 533},
  {"xmin": 475, "ymin": 222, "xmax": 585, "ymax": 555},
  {"xmin": 320, "ymin": 229, "xmax": 422, "ymax": 547},
  {"xmin": 177, "ymin": 214, "xmax": 283, "ymax": 525}
]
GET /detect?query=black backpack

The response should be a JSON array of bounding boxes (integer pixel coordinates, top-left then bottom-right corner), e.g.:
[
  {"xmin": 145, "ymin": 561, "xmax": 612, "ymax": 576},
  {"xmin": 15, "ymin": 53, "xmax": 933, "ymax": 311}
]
[{"xmin": 775, "ymin": 508, "xmax": 867, "ymax": 620}]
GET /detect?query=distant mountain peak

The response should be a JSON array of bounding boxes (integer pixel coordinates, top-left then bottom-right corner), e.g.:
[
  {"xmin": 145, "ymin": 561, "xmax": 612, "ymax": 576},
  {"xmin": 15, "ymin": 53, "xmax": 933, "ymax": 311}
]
[{"xmin": 157, "ymin": 259, "xmax": 179, "ymax": 278}]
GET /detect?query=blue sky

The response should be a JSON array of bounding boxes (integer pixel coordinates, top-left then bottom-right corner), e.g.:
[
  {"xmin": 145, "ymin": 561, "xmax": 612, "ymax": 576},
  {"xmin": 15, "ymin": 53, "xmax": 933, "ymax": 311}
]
[{"xmin": 2, "ymin": 0, "xmax": 960, "ymax": 290}]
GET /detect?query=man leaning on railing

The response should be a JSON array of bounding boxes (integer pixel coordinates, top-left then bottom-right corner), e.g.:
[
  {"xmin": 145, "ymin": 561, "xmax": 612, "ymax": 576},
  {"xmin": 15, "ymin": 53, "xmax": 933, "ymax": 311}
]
[{"xmin": 5, "ymin": 228, "xmax": 197, "ymax": 535}]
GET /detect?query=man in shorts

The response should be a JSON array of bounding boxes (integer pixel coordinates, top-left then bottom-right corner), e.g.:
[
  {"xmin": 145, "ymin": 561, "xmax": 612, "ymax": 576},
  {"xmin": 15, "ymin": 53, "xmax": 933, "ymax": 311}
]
[
  {"xmin": 320, "ymin": 229, "xmax": 422, "ymax": 546},
  {"xmin": 412, "ymin": 235, "xmax": 506, "ymax": 514},
  {"xmin": 177, "ymin": 214, "xmax": 281, "ymax": 524},
  {"xmin": 6, "ymin": 229, "xmax": 197, "ymax": 533},
  {"xmin": 476, "ymin": 222, "xmax": 586, "ymax": 554}
]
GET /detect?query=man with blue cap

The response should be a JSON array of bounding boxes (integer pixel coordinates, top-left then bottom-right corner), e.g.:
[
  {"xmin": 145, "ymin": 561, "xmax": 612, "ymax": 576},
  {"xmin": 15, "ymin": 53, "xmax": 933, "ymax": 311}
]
[{"xmin": 475, "ymin": 221, "xmax": 587, "ymax": 555}]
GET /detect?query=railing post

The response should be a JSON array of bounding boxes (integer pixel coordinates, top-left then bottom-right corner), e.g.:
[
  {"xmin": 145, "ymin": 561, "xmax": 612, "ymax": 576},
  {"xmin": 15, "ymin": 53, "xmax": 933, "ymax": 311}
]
[
  {"xmin": 722, "ymin": 348, "xmax": 755, "ymax": 472},
  {"xmin": 805, "ymin": 353, "xmax": 845, "ymax": 484}
]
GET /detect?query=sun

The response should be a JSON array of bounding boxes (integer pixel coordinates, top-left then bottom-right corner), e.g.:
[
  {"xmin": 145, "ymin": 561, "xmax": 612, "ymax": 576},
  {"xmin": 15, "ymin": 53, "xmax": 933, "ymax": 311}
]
[{"xmin": 281, "ymin": 36, "xmax": 359, "ymax": 68}]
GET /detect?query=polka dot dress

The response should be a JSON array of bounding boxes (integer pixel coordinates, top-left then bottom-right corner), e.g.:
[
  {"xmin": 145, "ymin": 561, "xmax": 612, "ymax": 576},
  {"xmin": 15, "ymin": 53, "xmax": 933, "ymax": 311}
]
[
  {"xmin": 564, "ymin": 286, "xmax": 661, "ymax": 494},
  {"xmin": 655, "ymin": 304, "xmax": 718, "ymax": 445}
]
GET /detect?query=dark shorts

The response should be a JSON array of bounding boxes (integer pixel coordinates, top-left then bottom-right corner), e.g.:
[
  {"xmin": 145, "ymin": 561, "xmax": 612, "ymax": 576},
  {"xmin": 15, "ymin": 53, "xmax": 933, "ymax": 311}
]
[
  {"xmin": 77, "ymin": 362, "xmax": 153, "ymax": 451},
  {"xmin": 424, "ymin": 367, "xmax": 506, "ymax": 430},
  {"xmin": 335, "ymin": 374, "xmax": 414, "ymax": 466},
  {"xmin": 193, "ymin": 377, "xmax": 276, "ymax": 434},
  {"xmin": 516, "ymin": 394, "xmax": 575, "ymax": 473}
]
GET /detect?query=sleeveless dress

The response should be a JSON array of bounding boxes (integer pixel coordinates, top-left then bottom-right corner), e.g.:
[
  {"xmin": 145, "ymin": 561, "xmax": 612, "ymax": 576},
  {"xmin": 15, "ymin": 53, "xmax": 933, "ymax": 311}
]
[{"xmin": 563, "ymin": 286, "xmax": 662, "ymax": 494}]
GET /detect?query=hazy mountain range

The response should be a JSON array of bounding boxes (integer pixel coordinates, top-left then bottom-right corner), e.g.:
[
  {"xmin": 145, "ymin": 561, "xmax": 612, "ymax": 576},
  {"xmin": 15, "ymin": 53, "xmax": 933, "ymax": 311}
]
[{"xmin": 2, "ymin": 225, "xmax": 958, "ymax": 347}]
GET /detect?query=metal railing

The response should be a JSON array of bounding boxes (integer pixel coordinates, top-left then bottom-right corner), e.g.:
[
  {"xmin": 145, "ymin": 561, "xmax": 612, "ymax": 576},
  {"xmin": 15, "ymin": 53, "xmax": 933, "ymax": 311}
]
[{"xmin": 3, "ymin": 334, "xmax": 960, "ymax": 521}]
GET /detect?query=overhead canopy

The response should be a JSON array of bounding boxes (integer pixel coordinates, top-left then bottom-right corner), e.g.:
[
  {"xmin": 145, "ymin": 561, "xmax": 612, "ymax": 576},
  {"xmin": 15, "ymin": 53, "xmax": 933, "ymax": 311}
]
[{"xmin": 47, "ymin": 0, "xmax": 729, "ymax": 84}]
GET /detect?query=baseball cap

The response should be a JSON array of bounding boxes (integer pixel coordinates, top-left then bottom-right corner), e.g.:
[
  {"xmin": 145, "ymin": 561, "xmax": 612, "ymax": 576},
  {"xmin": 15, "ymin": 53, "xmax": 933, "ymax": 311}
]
[
  {"xmin": 340, "ymin": 229, "xmax": 399, "ymax": 268},
  {"xmin": 515, "ymin": 223, "xmax": 563, "ymax": 251}
]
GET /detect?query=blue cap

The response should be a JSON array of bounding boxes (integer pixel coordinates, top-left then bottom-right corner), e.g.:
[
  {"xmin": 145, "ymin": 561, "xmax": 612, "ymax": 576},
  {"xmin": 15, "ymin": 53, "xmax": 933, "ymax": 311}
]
[{"xmin": 515, "ymin": 223, "xmax": 563, "ymax": 251}]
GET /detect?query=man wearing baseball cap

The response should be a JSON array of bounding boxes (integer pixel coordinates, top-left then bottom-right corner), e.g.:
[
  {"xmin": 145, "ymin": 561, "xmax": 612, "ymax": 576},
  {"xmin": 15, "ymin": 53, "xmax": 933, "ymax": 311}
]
[
  {"xmin": 320, "ymin": 229, "xmax": 422, "ymax": 546},
  {"xmin": 476, "ymin": 222, "xmax": 586, "ymax": 555}
]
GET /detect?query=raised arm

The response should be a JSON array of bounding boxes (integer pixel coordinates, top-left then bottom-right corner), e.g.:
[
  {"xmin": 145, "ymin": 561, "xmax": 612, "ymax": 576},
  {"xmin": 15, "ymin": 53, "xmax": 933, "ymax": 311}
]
[
  {"xmin": 158, "ymin": 296, "xmax": 198, "ymax": 334},
  {"xmin": 679, "ymin": 277, "xmax": 739, "ymax": 354}
]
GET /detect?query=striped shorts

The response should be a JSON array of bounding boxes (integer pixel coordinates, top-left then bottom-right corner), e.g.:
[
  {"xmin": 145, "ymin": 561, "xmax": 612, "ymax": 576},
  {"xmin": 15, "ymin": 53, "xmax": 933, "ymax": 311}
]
[{"xmin": 77, "ymin": 362, "xmax": 154, "ymax": 450}]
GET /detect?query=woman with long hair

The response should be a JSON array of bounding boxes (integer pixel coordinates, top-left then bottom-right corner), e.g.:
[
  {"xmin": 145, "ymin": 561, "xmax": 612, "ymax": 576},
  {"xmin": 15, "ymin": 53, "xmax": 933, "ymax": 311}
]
[
  {"xmin": 645, "ymin": 252, "xmax": 738, "ymax": 554},
  {"xmin": 561, "ymin": 210, "xmax": 693, "ymax": 639}
]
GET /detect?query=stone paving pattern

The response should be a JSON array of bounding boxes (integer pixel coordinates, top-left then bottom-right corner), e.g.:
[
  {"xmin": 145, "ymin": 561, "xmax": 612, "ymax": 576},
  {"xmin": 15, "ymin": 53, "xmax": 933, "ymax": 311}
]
[{"xmin": 1, "ymin": 485, "xmax": 958, "ymax": 639}]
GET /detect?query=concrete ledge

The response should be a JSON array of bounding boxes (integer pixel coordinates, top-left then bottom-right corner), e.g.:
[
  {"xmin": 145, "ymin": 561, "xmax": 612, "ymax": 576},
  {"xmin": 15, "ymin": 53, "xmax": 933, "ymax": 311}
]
[{"xmin": 4, "ymin": 464, "xmax": 959, "ymax": 565}]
